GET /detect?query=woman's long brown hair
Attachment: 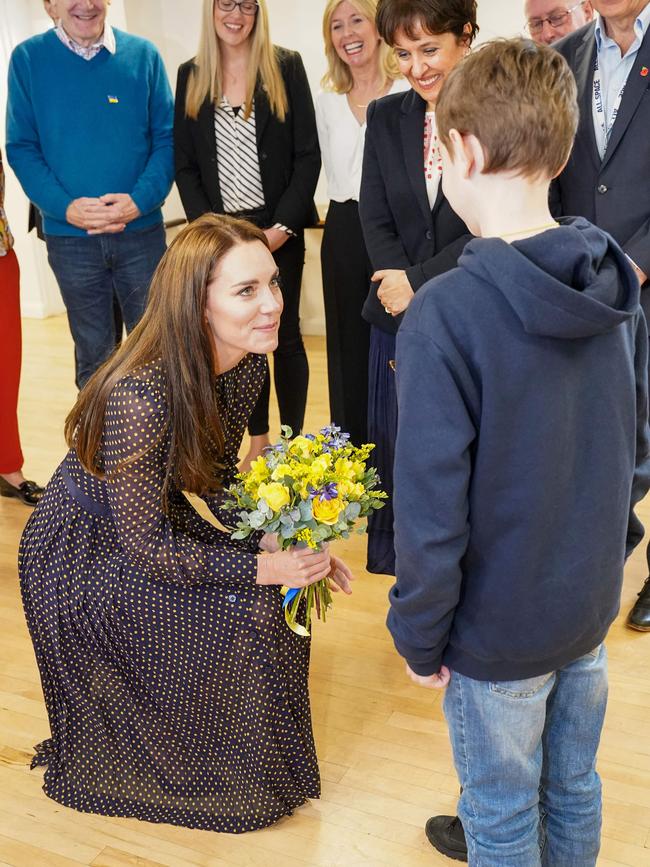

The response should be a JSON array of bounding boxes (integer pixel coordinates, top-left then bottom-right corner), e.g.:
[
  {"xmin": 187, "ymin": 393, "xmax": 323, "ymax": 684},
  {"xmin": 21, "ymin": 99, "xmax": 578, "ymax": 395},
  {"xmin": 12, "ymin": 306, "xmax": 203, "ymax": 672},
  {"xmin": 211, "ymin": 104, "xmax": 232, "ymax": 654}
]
[{"xmin": 65, "ymin": 214, "xmax": 269, "ymax": 505}]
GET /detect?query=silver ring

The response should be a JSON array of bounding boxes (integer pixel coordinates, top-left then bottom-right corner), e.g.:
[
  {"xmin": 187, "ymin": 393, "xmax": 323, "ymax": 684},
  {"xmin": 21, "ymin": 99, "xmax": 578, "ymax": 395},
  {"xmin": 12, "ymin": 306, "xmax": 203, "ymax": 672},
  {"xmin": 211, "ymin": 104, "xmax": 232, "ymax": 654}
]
[{"xmin": 384, "ymin": 305, "xmax": 391, "ymax": 314}]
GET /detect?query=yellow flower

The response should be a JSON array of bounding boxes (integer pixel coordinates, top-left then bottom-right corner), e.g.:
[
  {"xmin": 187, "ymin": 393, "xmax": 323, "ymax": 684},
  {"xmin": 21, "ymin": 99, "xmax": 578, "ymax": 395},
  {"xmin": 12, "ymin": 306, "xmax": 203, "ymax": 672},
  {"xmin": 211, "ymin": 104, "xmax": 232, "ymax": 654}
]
[
  {"xmin": 308, "ymin": 454, "xmax": 332, "ymax": 487},
  {"xmin": 296, "ymin": 478, "xmax": 312, "ymax": 499},
  {"xmin": 350, "ymin": 460, "xmax": 366, "ymax": 480},
  {"xmin": 257, "ymin": 482, "xmax": 291, "ymax": 512},
  {"xmin": 338, "ymin": 480, "xmax": 365, "ymax": 501},
  {"xmin": 244, "ymin": 456, "xmax": 270, "ymax": 494},
  {"xmin": 313, "ymin": 495, "xmax": 345, "ymax": 525},
  {"xmin": 334, "ymin": 457, "xmax": 356, "ymax": 481},
  {"xmin": 296, "ymin": 528, "xmax": 318, "ymax": 549},
  {"xmin": 246, "ymin": 483, "xmax": 259, "ymax": 500},
  {"xmin": 271, "ymin": 463, "xmax": 293, "ymax": 481},
  {"xmin": 249, "ymin": 455, "xmax": 269, "ymax": 479},
  {"xmin": 290, "ymin": 436, "xmax": 314, "ymax": 459}
]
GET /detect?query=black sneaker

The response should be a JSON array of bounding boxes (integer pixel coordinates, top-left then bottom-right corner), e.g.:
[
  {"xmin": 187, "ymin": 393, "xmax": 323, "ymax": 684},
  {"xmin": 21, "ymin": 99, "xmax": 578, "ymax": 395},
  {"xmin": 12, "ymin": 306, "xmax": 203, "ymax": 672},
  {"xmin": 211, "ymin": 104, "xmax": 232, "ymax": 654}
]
[{"xmin": 425, "ymin": 815, "xmax": 468, "ymax": 862}]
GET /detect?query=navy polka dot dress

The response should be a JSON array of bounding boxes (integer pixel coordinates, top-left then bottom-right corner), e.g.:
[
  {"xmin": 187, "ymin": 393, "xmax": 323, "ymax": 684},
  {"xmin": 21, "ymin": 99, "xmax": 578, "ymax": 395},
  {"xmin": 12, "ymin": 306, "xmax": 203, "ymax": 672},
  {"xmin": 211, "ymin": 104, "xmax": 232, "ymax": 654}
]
[{"xmin": 18, "ymin": 354, "xmax": 320, "ymax": 832}]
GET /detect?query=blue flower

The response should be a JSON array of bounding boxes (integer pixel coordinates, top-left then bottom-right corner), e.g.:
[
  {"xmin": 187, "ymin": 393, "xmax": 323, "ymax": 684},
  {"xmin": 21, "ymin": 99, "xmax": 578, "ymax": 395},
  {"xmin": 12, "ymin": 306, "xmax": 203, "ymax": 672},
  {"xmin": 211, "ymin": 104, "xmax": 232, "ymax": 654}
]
[
  {"xmin": 320, "ymin": 424, "xmax": 351, "ymax": 450},
  {"xmin": 309, "ymin": 482, "xmax": 338, "ymax": 501}
]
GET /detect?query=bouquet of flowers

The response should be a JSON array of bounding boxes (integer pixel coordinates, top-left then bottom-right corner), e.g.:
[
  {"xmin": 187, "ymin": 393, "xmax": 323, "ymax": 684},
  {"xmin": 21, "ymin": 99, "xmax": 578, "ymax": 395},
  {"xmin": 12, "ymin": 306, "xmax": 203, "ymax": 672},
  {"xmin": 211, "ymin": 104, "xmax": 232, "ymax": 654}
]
[{"xmin": 224, "ymin": 425, "xmax": 387, "ymax": 635}]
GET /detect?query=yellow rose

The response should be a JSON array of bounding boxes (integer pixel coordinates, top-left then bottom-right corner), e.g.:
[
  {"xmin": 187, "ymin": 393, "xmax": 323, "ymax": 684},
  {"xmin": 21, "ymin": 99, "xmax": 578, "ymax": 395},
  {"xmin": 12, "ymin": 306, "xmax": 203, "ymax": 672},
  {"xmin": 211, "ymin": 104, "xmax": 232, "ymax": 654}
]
[
  {"xmin": 350, "ymin": 461, "xmax": 366, "ymax": 480},
  {"xmin": 257, "ymin": 482, "xmax": 291, "ymax": 512},
  {"xmin": 312, "ymin": 495, "xmax": 345, "ymax": 525},
  {"xmin": 271, "ymin": 463, "xmax": 293, "ymax": 481},
  {"xmin": 290, "ymin": 436, "xmax": 314, "ymax": 459}
]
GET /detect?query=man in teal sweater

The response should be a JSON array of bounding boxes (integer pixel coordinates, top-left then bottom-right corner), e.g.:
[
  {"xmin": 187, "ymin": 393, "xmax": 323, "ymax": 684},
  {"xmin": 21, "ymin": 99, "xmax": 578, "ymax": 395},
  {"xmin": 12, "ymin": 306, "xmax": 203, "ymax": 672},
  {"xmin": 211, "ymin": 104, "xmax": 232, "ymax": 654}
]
[{"xmin": 7, "ymin": 0, "xmax": 174, "ymax": 388}]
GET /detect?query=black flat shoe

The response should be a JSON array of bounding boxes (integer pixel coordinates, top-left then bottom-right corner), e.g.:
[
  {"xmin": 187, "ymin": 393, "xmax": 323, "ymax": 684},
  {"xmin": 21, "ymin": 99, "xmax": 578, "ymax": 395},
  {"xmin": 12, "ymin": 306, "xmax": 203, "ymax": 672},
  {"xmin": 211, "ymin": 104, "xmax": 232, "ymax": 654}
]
[
  {"xmin": 425, "ymin": 815, "xmax": 468, "ymax": 862},
  {"xmin": 0, "ymin": 476, "xmax": 45, "ymax": 506},
  {"xmin": 628, "ymin": 577, "xmax": 650, "ymax": 631}
]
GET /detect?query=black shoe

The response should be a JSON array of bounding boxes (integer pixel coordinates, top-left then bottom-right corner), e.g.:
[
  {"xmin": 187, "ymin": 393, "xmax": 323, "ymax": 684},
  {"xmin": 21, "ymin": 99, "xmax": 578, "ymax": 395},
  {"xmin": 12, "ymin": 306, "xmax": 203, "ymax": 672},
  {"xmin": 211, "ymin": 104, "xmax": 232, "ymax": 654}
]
[
  {"xmin": 628, "ymin": 577, "xmax": 650, "ymax": 631},
  {"xmin": 0, "ymin": 476, "xmax": 44, "ymax": 507},
  {"xmin": 425, "ymin": 815, "xmax": 468, "ymax": 862}
]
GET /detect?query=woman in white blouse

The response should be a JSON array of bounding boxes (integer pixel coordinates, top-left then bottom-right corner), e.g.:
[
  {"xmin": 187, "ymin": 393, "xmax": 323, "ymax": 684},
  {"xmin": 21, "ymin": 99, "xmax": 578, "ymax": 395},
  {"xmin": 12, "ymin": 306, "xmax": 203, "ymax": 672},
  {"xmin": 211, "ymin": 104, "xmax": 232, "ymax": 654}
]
[
  {"xmin": 316, "ymin": 0, "xmax": 406, "ymax": 448},
  {"xmin": 174, "ymin": 0, "xmax": 320, "ymax": 469}
]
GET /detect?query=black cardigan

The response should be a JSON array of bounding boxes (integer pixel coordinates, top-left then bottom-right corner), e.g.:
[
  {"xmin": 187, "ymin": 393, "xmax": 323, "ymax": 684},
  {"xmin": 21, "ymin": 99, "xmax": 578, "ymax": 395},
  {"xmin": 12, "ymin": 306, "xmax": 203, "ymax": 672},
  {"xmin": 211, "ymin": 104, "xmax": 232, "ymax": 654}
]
[{"xmin": 174, "ymin": 46, "xmax": 320, "ymax": 230}]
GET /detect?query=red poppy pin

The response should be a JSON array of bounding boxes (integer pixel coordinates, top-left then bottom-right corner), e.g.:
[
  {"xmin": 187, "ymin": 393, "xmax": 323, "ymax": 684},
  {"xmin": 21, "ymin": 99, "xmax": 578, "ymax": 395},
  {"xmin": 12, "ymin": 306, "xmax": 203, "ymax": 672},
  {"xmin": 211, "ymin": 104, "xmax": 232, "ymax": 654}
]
[{"xmin": 641, "ymin": 67, "xmax": 649, "ymax": 77}]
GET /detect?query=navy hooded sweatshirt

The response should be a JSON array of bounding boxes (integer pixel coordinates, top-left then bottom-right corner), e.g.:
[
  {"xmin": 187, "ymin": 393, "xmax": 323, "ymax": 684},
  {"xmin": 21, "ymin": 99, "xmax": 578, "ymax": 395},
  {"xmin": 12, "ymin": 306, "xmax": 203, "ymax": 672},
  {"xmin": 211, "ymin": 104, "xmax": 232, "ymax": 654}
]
[{"xmin": 389, "ymin": 218, "xmax": 650, "ymax": 681}]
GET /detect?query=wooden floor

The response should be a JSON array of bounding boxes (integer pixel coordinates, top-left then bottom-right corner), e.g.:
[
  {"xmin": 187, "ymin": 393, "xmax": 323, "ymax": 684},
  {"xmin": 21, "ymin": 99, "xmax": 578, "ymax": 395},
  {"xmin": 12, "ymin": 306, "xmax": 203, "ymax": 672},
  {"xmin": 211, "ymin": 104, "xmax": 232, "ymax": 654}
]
[{"xmin": 2, "ymin": 315, "xmax": 650, "ymax": 867}]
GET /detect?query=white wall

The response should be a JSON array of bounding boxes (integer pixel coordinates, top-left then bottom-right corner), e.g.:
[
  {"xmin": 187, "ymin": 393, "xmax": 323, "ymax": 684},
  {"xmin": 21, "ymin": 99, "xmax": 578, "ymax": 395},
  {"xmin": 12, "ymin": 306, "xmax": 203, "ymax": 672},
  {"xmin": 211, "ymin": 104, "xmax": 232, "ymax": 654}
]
[{"xmin": 2, "ymin": 0, "xmax": 528, "ymax": 320}]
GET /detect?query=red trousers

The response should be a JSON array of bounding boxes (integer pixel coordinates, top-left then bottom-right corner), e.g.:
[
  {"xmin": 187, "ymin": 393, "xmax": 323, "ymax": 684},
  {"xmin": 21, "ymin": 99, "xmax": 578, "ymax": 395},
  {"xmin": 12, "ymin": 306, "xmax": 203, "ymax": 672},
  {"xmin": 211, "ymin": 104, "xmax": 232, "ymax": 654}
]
[{"xmin": 0, "ymin": 249, "xmax": 23, "ymax": 473}]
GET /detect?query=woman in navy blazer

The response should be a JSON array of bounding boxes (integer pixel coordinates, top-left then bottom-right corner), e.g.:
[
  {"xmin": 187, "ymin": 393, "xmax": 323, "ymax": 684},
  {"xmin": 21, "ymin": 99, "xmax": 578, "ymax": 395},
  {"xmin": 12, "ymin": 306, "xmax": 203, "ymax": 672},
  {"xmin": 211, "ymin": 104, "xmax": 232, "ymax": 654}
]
[
  {"xmin": 174, "ymin": 0, "xmax": 320, "ymax": 468},
  {"xmin": 359, "ymin": 0, "xmax": 477, "ymax": 574}
]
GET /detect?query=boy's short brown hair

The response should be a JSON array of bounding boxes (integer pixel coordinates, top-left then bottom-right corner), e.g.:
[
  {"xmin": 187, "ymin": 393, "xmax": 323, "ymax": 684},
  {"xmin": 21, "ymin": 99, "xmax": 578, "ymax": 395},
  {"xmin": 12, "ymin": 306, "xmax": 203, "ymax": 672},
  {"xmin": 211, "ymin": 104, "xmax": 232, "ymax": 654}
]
[{"xmin": 436, "ymin": 38, "xmax": 578, "ymax": 180}]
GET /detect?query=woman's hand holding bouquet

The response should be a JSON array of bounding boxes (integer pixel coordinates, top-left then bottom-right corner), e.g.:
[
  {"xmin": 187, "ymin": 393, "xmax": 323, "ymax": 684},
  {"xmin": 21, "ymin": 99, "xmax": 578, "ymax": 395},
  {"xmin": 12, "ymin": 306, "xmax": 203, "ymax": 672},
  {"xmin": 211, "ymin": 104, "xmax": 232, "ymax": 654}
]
[
  {"xmin": 256, "ymin": 544, "xmax": 332, "ymax": 588},
  {"xmin": 225, "ymin": 425, "xmax": 385, "ymax": 634}
]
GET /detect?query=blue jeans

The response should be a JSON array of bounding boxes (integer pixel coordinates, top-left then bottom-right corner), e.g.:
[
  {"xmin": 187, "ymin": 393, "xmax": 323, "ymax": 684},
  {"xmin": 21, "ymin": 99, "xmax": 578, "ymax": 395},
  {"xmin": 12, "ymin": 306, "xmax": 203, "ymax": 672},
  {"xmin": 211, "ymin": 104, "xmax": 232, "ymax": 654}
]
[
  {"xmin": 46, "ymin": 224, "xmax": 166, "ymax": 388},
  {"xmin": 444, "ymin": 645, "xmax": 608, "ymax": 866}
]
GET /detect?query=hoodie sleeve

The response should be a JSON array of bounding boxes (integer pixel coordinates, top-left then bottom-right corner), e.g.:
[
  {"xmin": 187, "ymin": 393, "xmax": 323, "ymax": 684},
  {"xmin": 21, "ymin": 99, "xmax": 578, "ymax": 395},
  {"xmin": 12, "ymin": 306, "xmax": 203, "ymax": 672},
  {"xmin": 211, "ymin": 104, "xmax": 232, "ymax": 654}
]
[
  {"xmin": 388, "ymin": 325, "xmax": 476, "ymax": 676},
  {"xmin": 623, "ymin": 224, "xmax": 650, "ymax": 284},
  {"xmin": 405, "ymin": 233, "xmax": 474, "ymax": 292},
  {"xmin": 626, "ymin": 312, "xmax": 650, "ymax": 558}
]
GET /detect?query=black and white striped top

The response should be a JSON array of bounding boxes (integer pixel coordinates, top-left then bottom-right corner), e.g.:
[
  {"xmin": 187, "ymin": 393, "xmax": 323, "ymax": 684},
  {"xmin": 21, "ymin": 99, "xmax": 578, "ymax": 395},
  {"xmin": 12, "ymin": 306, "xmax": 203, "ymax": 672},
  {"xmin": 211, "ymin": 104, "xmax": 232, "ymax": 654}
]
[{"xmin": 214, "ymin": 98, "xmax": 266, "ymax": 214}]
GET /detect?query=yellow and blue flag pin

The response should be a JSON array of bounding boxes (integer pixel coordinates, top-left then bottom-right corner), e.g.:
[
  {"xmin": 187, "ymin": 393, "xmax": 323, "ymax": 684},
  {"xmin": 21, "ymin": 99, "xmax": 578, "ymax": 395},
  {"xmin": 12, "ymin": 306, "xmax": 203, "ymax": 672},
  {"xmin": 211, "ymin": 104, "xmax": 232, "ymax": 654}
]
[{"xmin": 107, "ymin": 95, "xmax": 119, "ymax": 104}]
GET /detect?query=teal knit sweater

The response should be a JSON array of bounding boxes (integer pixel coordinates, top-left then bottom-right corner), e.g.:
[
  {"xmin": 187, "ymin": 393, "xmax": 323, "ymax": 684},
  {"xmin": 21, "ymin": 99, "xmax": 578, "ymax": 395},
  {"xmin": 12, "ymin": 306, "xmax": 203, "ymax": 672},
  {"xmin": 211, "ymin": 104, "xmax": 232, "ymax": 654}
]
[{"xmin": 6, "ymin": 28, "xmax": 174, "ymax": 236}]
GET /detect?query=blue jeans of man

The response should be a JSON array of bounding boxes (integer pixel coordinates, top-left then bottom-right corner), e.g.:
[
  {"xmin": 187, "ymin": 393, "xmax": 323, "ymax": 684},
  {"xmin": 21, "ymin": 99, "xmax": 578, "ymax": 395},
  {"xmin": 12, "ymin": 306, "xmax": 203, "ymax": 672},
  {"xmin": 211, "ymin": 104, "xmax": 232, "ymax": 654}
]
[
  {"xmin": 46, "ymin": 223, "xmax": 166, "ymax": 388},
  {"xmin": 443, "ymin": 645, "xmax": 608, "ymax": 866}
]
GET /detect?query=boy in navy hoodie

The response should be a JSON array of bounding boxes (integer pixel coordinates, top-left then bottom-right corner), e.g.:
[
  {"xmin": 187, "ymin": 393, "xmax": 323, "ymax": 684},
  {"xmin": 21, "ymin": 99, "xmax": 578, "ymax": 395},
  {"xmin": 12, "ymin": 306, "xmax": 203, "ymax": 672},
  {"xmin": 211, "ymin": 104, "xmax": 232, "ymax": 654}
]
[{"xmin": 389, "ymin": 38, "xmax": 650, "ymax": 866}]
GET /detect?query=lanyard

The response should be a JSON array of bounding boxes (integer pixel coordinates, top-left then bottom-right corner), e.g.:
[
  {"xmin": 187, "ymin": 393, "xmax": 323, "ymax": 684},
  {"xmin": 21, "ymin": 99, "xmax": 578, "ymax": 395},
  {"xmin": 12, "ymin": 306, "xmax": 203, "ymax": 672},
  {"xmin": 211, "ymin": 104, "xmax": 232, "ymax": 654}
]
[{"xmin": 592, "ymin": 51, "xmax": 627, "ymax": 154}]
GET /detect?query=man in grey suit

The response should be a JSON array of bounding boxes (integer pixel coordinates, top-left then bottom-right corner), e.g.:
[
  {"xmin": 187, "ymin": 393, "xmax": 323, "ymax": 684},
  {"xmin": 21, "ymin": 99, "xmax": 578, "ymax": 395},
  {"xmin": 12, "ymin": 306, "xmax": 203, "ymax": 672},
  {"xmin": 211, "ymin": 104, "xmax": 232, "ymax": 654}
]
[{"xmin": 553, "ymin": 0, "xmax": 650, "ymax": 631}]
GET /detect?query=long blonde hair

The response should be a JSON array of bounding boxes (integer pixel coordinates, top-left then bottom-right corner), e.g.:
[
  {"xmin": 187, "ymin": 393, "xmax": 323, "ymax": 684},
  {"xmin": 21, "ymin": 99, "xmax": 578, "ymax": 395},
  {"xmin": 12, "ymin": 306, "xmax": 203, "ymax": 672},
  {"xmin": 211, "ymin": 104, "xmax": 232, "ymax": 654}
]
[
  {"xmin": 184, "ymin": 0, "xmax": 288, "ymax": 121},
  {"xmin": 321, "ymin": 0, "xmax": 399, "ymax": 94}
]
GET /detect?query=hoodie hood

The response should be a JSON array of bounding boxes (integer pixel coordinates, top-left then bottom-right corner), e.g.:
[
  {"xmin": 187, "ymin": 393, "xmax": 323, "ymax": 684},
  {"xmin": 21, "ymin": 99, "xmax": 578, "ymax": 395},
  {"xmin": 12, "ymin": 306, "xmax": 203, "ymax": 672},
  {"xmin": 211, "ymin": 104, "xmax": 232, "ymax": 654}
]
[{"xmin": 458, "ymin": 217, "xmax": 640, "ymax": 339}]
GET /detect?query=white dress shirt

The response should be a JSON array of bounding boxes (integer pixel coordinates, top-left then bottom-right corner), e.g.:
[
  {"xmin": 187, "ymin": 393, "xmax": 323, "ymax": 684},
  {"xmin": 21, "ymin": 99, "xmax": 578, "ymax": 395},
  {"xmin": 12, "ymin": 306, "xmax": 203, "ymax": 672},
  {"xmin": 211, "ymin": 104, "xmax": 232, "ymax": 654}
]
[
  {"xmin": 315, "ymin": 78, "xmax": 409, "ymax": 203},
  {"xmin": 55, "ymin": 24, "xmax": 116, "ymax": 61},
  {"xmin": 214, "ymin": 98, "xmax": 266, "ymax": 214},
  {"xmin": 591, "ymin": 4, "xmax": 650, "ymax": 159}
]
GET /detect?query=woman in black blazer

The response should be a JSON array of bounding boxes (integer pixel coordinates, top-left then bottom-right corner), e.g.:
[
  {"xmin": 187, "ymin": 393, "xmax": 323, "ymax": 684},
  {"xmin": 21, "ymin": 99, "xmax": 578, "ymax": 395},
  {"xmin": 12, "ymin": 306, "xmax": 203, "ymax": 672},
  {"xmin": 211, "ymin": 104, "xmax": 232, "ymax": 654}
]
[
  {"xmin": 174, "ymin": 0, "xmax": 320, "ymax": 468},
  {"xmin": 359, "ymin": 0, "xmax": 477, "ymax": 575}
]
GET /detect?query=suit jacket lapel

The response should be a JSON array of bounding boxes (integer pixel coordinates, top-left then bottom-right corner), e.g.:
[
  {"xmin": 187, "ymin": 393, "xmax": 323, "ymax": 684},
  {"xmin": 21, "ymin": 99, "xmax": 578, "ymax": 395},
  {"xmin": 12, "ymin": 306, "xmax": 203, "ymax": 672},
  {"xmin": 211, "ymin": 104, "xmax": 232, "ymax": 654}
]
[
  {"xmin": 602, "ymin": 29, "xmax": 650, "ymax": 170},
  {"xmin": 199, "ymin": 94, "xmax": 217, "ymax": 154},
  {"xmin": 573, "ymin": 26, "xmax": 601, "ymax": 169},
  {"xmin": 431, "ymin": 183, "xmax": 445, "ymax": 220},
  {"xmin": 198, "ymin": 95, "xmax": 224, "ymax": 211},
  {"xmin": 400, "ymin": 91, "xmax": 434, "ymax": 231},
  {"xmin": 254, "ymin": 80, "xmax": 272, "ymax": 151}
]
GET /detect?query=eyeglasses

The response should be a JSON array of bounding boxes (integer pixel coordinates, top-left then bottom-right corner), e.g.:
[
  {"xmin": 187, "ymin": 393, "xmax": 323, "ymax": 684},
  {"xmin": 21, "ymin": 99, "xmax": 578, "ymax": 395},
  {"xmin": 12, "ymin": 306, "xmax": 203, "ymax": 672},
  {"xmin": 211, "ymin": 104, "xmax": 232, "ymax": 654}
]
[
  {"xmin": 525, "ymin": 1, "xmax": 584, "ymax": 34},
  {"xmin": 216, "ymin": 0, "xmax": 259, "ymax": 16}
]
